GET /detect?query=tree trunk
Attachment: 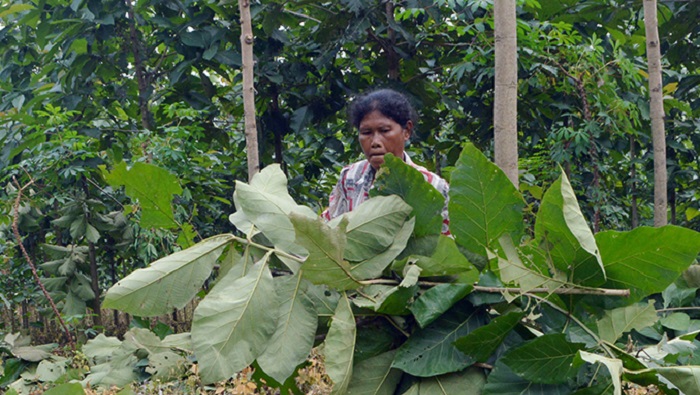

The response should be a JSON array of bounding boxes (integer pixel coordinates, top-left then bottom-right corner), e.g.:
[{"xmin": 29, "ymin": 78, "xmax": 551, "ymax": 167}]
[
  {"xmin": 239, "ymin": 0, "xmax": 260, "ymax": 181},
  {"xmin": 630, "ymin": 135, "xmax": 639, "ymax": 228},
  {"xmin": 643, "ymin": 0, "xmax": 668, "ymax": 226},
  {"xmin": 493, "ymin": 0, "xmax": 518, "ymax": 187}
]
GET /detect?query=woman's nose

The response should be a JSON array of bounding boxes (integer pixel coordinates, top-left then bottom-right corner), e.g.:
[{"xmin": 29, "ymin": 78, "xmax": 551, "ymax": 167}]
[{"xmin": 371, "ymin": 133, "xmax": 382, "ymax": 147}]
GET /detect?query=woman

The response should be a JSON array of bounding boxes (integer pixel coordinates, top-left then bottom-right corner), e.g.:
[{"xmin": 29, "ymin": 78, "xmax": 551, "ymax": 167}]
[{"xmin": 322, "ymin": 89, "xmax": 449, "ymax": 234}]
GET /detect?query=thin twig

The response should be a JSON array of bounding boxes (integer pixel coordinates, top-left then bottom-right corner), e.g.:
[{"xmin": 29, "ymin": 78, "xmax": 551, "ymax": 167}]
[
  {"xmin": 527, "ymin": 293, "xmax": 614, "ymax": 358},
  {"xmin": 12, "ymin": 176, "xmax": 76, "ymax": 350}
]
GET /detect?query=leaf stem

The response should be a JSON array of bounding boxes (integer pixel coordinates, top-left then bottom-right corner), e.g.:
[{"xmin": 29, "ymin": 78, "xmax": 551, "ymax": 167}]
[
  {"xmin": 231, "ymin": 235, "xmax": 305, "ymax": 263},
  {"xmin": 358, "ymin": 279, "xmax": 630, "ymax": 297}
]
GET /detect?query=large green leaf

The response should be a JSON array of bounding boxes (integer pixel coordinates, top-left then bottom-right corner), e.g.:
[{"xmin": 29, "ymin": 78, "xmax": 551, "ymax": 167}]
[
  {"xmin": 596, "ymin": 226, "xmax": 700, "ymax": 302},
  {"xmin": 103, "ymin": 234, "xmax": 233, "ymax": 316},
  {"xmin": 455, "ymin": 312, "xmax": 524, "ymax": 362},
  {"xmin": 292, "ymin": 213, "xmax": 360, "ymax": 290},
  {"xmin": 341, "ymin": 195, "xmax": 412, "ymax": 262},
  {"xmin": 409, "ymin": 284, "xmax": 473, "ymax": 328},
  {"xmin": 191, "ymin": 255, "xmax": 278, "ymax": 384},
  {"xmin": 404, "ymin": 367, "xmax": 486, "ymax": 394},
  {"xmin": 43, "ymin": 383, "xmax": 85, "ymax": 395},
  {"xmin": 410, "ymin": 235, "xmax": 479, "ymax": 279},
  {"xmin": 392, "ymin": 301, "xmax": 487, "ymax": 377},
  {"xmin": 102, "ymin": 161, "xmax": 182, "ymax": 229},
  {"xmin": 595, "ymin": 301, "xmax": 658, "ymax": 344},
  {"xmin": 257, "ymin": 273, "xmax": 318, "ymax": 384},
  {"xmin": 449, "ymin": 143, "xmax": 524, "ymax": 257},
  {"xmin": 483, "ymin": 361, "xmax": 571, "ymax": 395},
  {"xmin": 501, "ymin": 334, "xmax": 585, "ymax": 384},
  {"xmin": 371, "ymin": 153, "xmax": 445, "ymax": 237},
  {"xmin": 535, "ymin": 173, "xmax": 605, "ymax": 286},
  {"xmin": 654, "ymin": 366, "xmax": 700, "ymax": 395},
  {"xmin": 232, "ymin": 164, "xmax": 315, "ymax": 253},
  {"xmin": 347, "ymin": 350, "xmax": 402, "ymax": 395},
  {"xmin": 324, "ymin": 292, "xmax": 356, "ymax": 395},
  {"xmin": 349, "ymin": 217, "xmax": 415, "ymax": 281}
]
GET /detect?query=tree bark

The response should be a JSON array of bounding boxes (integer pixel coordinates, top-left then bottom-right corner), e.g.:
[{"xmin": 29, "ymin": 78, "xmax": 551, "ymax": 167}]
[
  {"xmin": 643, "ymin": 0, "xmax": 668, "ymax": 226},
  {"xmin": 494, "ymin": 0, "xmax": 518, "ymax": 187},
  {"xmin": 630, "ymin": 135, "xmax": 639, "ymax": 228},
  {"xmin": 239, "ymin": 0, "xmax": 260, "ymax": 181}
]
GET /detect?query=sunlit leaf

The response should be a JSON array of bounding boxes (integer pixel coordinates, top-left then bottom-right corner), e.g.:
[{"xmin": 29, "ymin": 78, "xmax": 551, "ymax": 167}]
[
  {"xmin": 102, "ymin": 161, "xmax": 182, "ymax": 229},
  {"xmin": 596, "ymin": 226, "xmax": 700, "ymax": 302},
  {"xmin": 595, "ymin": 301, "xmax": 658, "ymax": 344},
  {"xmin": 349, "ymin": 217, "xmax": 414, "ymax": 281},
  {"xmin": 342, "ymin": 195, "xmax": 412, "ymax": 261},
  {"xmin": 292, "ymin": 213, "xmax": 360, "ymax": 290},
  {"xmin": 232, "ymin": 164, "xmax": 316, "ymax": 254},
  {"xmin": 257, "ymin": 273, "xmax": 318, "ymax": 383},
  {"xmin": 191, "ymin": 255, "xmax": 278, "ymax": 384},
  {"xmin": 449, "ymin": 143, "xmax": 524, "ymax": 257},
  {"xmin": 535, "ymin": 172, "xmax": 605, "ymax": 286},
  {"xmin": 325, "ymin": 292, "xmax": 356, "ymax": 395},
  {"xmin": 103, "ymin": 234, "xmax": 233, "ymax": 316}
]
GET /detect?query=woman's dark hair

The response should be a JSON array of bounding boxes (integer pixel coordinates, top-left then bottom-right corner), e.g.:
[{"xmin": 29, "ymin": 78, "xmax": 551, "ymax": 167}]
[{"xmin": 349, "ymin": 89, "xmax": 418, "ymax": 129}]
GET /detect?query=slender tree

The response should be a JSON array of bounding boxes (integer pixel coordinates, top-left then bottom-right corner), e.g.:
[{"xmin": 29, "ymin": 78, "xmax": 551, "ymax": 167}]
[
  {"xmin": 494, "ymin": 0, "xmax": 518, "ymax": 187},
  {"xmin": 239, "ymin": 0, "xmax": 260, "ymax": 181},
  {"xmin": 644, "ymin": 0, "xmax": 668, "ymax": 226}
]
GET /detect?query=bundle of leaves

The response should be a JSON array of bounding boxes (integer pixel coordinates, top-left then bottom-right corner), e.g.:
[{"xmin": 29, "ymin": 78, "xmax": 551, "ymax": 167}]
[{"xmin": 100, "ymin": 143, "xmax": 700, "ymax": 394}]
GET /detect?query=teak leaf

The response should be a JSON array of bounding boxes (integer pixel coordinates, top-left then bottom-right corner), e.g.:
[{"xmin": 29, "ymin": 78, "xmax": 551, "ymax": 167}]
[
  {"xmin": 343, "ymin": 195, "xmax": 412, "ymax": 262},
  {"xmin": 392, "ymin": 301, "xmax": 487, "ymax": 377},
  {"xmin": 349, "ymin": 217, "xmax": 415, "ymax": 281},
  {"xmin": 233, "ymin": 164, "xmax": 316, "ymax": 254},
  {"xmin": 103, "ymin": 234, "xmax": 233, "ymax": 316},
  {"xmin": 371, "ymin": 153, "xmax": 445, "ymax": 237},
  {"xmin": 324, "ymin": 292, "xmax": 356, "ymax": 395},
  {"xmin": 596, "ymin": 226, "xmax": 700, "ymax": 302},
  {"xmin": 595, "ymin": 301, "xmax": 658, "ymax": 344},
  {"xmin": 449, "ymin": 143, "xmax": 524, "ymax": 257},
  {"xmin": 410, "ymin": 235, "xmax": 478, "ymax": 278},
  {"xmin": 454, "ymin": 311, "xmax": 524, "ymax": 362},
  {"xmin": 501, "ymin": 334, "xmax": 585, "ymax": 384},
  {"xmin": 483, "ymin": 361, "xmax": 571, "ymax": 395},
  {"xmin": 192, "ymin": 255, "xmax": 278, "ymax": 384},
  {"xmin": 410, "ymin": 284, "xmax": 473, "ymax": 328},
  {"xmin": 257, "ymin": 273, "xmax": 318, "ymax": 384},
  {"xmin": 535, "ymin": 172, "xmax": 605, "ymax": 286},
  {"xmin": 102, "ymin": 161, "xmax": 182, "ymax": 229},
  {"xmin": 346, "ymin": 350, "xmax": 402, "ymax": 395},
  {"xmin": 292, "ymin": 213, "xmax": 360, "ymax": 290}
]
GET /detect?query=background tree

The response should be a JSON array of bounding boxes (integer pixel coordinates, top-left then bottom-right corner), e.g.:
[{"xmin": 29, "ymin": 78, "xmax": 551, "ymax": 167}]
[
  {"xmin": 493, "ymin": 0, "xmax": 518, "ymax": 186},
  {"xmin": 643, "ymin": 0, "xmax": 668, "ymax": 226}
]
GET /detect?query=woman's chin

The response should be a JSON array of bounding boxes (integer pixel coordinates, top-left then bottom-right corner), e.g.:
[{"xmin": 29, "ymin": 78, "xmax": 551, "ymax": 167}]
[{"xmin": 368, "ymin": 156, "xmax": 385, "ymax": 169}]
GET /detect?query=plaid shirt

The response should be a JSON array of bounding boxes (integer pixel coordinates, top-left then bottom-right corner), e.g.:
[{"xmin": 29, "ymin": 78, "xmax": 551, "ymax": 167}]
[{"xmin": 322, "ymin": 154, "xmax": 450, "ymax": 234}]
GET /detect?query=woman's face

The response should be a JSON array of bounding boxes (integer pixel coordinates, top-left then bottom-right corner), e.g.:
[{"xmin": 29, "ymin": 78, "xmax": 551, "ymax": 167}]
[{"xmin": 358, "ymin": 110, "xmax": 412, "ymax": 169}]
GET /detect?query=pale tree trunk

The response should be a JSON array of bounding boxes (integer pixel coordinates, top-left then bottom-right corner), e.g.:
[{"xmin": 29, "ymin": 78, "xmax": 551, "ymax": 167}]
[
  {"xmin": 494, "ymin": 0, "xmax": 518, "ymax": 187},
  {"xmin": 643, "ymin": 0, "xmax": 668, "ymax": 226},
  {"xmin": 239, "ymin": 0, "xmax": 260, "ymax": 181}
]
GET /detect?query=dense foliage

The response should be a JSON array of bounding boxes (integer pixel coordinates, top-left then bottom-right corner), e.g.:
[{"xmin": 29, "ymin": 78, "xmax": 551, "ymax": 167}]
[{"xmin": 101, "ymin": 145, "xmax": 700, "ymax": 393}]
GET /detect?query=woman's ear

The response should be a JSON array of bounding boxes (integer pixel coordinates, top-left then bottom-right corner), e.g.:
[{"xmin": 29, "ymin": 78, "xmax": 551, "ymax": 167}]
[{"xmin": 404, "ymin": 120, "xmax": 413, "ymax": 141}]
